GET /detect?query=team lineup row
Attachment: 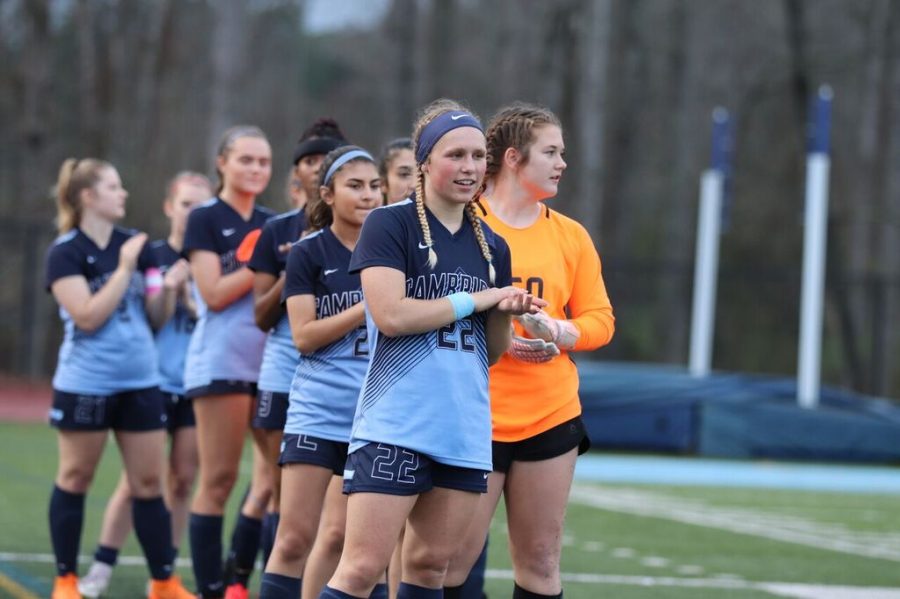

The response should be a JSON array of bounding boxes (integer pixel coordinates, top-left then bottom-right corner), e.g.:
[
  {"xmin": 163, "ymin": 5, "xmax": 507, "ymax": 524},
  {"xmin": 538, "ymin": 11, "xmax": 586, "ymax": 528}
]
[{"xmin": 44, "ymin": 99, "xmax": 615, "ymax": 599}]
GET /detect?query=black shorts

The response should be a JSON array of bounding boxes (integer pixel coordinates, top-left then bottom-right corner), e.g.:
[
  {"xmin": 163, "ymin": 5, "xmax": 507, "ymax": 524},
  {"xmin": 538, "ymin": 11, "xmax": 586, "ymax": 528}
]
[
  {"xmin": 252, "ymin": 390, "xmax": 289, "ymax": 431},
  {"xmin": 492, "ymin": 416, "xmax": 591, "ymax": 474},
  {"xmin": 49, "ymin": 387, "xmax": 167, "ymax": 432},
  {"xmin": 185, "ymin": 379, "xmax": 257, "ymax": 399},
  {"xmin": 343, "ymin": 443, "xmax": 488, "ymax": 496},
  {"xmin": 163, "ymin": 393, "xmax": 195, "ymax": 432},
  {"xmin": 280, "ymin": 433, "xmax": 348, "ymax": 475}
]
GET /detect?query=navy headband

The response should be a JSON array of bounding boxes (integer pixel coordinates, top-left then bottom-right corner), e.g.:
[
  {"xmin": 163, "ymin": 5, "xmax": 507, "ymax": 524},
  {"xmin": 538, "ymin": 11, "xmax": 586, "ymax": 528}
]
[
  {"xmin": 322, "ymin": 149, "xmax": 374, "ymax": 186},
  {"xmin": 293, "ymin": 137, "xmax": 346, "ymax": 165},
  {"xmin": 415, "ymin": 111, "xmax": 483, "ymax": 164}
]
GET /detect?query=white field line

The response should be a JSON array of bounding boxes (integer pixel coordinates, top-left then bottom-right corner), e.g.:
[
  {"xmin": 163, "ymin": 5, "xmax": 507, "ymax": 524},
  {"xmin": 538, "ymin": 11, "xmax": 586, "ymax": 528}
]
[
  {"xmin": 569, "ymin": 484, "xmax": 900, "ymax": 562},
  {"xmin": 1, "ymin": 552, "xmax": 898, "ymax": 598}
]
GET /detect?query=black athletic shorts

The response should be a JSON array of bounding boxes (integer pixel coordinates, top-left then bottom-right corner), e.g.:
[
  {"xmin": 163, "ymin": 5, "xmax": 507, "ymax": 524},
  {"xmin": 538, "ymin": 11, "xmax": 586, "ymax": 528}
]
[{"xmin": 492, "ymin": 416, "xmax": 591, "ymax": 474}]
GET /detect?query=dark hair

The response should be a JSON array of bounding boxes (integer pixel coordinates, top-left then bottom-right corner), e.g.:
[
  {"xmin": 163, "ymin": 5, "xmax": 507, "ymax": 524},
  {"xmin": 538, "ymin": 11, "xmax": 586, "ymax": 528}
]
[
  {"xmin": 54, "ymin": 158, "xmax": 113, "ymax": 233},
  {"xmin": 378, "ymin": 137, "xmax": 413, "ymax": 179},
  {"xmin": 214, "ymin": 125, "xmax": 268, "ymax": 194},
  {"xmin": 305, "ymin": 145, "xmax": 376, "ymax": 233},
  {"xmin": 292, "ymin": 118, "xmax": 349, "ymax": 165}
]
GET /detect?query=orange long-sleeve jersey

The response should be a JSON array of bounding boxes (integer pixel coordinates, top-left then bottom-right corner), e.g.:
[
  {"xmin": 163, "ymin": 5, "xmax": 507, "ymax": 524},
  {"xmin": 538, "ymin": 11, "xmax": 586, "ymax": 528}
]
[{"xmin": 475, "ymin": 198, "xmax": 615, "ymax": 442}]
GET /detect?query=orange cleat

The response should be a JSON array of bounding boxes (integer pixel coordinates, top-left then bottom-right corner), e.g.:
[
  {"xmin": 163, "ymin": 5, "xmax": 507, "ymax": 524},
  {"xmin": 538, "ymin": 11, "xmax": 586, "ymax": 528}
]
[
  {"xmin": 223, "ymin": 582, "xmax": 249, "ymax": 599},
  {"xmin": 51, "ymin": 573, "xmax": 82, "ymax": 599},
  {"xmin": 147, "ymin": 575, "xmax": 196, "ymax": 599}
]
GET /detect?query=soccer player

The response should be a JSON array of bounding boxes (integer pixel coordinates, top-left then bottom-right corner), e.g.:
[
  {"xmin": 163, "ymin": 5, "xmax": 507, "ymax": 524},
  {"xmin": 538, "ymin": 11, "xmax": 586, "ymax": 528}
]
[
  {"xmin": 318, "ymin": 99, "xmax": 544, "ymax": 599},
  {"xmin": 377, "ymin": 138, "xmax": 415, "ymax": 205},
  {"xmin": 184, "ymin": 126, "xmax": 275, "ymax": 599},
  {"xmin": 444, "ymin": 103, "xmax": 615, "ymax": 599},
  {"xmin": 77, "ymin": 171, "xmax": 211, "ymax": 598},
  {"xmin": 258, "ymin": 145, "xmax": 383, "ymax": 598},
  {"xmin": 46, "ymin": 158, "xmax": 195, "ymax": 599},
  {"xmin": 292, "ymin": 118, "xmax": 349, "ymax": 209}
]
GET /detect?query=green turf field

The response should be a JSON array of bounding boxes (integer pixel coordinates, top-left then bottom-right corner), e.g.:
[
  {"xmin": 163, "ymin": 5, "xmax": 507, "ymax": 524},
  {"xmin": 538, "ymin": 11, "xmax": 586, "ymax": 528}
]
[{"xmin": 1, "ymin": 422, "xmax": 898, "ymax": 598}]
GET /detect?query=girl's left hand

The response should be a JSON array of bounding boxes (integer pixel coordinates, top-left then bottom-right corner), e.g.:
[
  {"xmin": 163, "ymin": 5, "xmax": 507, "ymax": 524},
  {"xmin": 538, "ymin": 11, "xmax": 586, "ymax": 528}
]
[{"xmin": 494, "ymin": 286, "xmax": 547, "ymax": 316}]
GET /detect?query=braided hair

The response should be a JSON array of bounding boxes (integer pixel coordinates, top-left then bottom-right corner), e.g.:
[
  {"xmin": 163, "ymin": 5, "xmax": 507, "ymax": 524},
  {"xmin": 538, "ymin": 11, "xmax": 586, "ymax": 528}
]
[
  {"xmin": 479, "ymin": 102, "xmax": 561, "ymax": 198},
  {"xmin": 411, "ymin": 99, "xmax": 496, "ymax": 284}
]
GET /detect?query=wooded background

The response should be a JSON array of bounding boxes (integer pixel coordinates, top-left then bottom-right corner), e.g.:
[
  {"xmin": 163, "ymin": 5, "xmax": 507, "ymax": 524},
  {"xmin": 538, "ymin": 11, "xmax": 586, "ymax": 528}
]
[{"xmin": 2, "ymin": 0, "xmax": 898, "ymax": 400}]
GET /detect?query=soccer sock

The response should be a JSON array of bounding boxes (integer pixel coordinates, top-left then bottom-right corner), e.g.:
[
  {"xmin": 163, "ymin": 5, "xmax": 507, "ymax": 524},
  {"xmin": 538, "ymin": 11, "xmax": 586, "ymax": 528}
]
[
  {"xmin": 190, "ymin": 513, "xmax": 224, "ymax": 597},
  {"xmin": 132, "ymin": 496, "xmax": 175, "ymax": 580},
  {"xmin": 228, "ymin": 513, "xmax": 262, "ymax": 586},
  {"xmin": 461, "ymin": 536, "xmax": 489, "ymax": 597},
  {"xmin": 258, "ymin": 572, "xmax": 301, "ymax": 598},
  {"xmin": 260, "ymin": 511, "xmax": 280, "ymax": 568},
  {"xmin": 442, "ymin": 585, "xmax": 463, "ymax": 599},
  {"xmin": 396, "ymin": 582, "xmax": 442, "ymax": 599},
  {"xmin": 48, "ymin": 486, "xmax": 85, "ymax": 576},
  {"xmin": 513, "ymin": 583, "xmax": 563, "ymax": 598},
  {"xmin": 94, "ymin": 544, "xmax": 120, "ymax": 567},
  {"xmin": 319, "ymin": 586, "xmax": 365, "ymax": 599},
  {"xmin": 368, "ymin": 583, "xmax": 388, "ymax": 598}
]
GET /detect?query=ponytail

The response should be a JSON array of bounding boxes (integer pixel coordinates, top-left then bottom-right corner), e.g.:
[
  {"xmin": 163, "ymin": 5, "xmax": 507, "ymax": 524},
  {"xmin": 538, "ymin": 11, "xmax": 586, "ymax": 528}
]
[{"xmin": 54, "ymin": 158, "xmax": 110, "ymax": 234}]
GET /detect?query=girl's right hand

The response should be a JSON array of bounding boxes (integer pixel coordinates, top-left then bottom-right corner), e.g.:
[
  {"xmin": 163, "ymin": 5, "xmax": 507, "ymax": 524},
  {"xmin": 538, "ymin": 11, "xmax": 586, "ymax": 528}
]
[{"xmin": 119, "ymin": 232, "xmax": 148, "ymax": 273}]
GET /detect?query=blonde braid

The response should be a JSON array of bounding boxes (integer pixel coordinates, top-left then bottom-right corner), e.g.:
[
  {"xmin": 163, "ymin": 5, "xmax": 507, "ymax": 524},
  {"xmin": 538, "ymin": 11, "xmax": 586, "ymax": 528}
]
[
  {"xmin": 466, "ymin": 201, "xmax": 495, "ymax": 285},
  {"xmin": 414, "ymin": 168, "xmax": 438, "ymax": 269}
]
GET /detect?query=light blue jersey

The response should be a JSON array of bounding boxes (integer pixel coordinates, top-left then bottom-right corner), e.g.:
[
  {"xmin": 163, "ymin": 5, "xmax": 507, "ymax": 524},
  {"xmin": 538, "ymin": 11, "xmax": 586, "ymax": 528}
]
[
  {"xmin": 248, "ymin": 209, "xmax": 305, "ymax": 394},
  {"xmin": 150, "ymin": 240, "xmax": 195, "ymax": 395},
  {"xmin": 347, "ymin": 201, "xmax": 512, "ymax": 470},
  {"xmin": 182, "ymin": 198, "xmax": 275, "ymax": 391},
  {"xmin": 45, "ymin": 228, "xmax": 160, "ymax": 395},
  {"xmin": 282, "ymin": 228, "xmax": 368, "ymax": 442}
]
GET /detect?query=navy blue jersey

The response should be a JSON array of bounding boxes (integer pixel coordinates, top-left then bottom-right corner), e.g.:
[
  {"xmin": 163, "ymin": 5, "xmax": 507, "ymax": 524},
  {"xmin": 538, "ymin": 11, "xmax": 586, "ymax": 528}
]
[
  {"xmin": 150, "ymin": 240, "xmax": 196, "ymax": 395},
  {"xmin": 282, "ymin": 227, "xmax": 368, "ymax": 442},
  {"xmin": 248, "ymin": 208, "xmax": 306, "ymax": 393},
  {"xmin": 347, "ymin": 199, "xmax": 512, "ymax": 470},
  {"xmin": 182, "ymin": 198, "xmax": 275, "ymax": 389},
  {"xmin": 45, "ymin": 227, "xmax": 160, "ymax": 394}
]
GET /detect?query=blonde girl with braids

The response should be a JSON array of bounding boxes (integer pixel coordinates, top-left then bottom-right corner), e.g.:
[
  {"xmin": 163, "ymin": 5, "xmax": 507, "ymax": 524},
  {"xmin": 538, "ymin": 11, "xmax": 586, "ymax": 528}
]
[
  {"xmin": 444, "ymin": 103, "xmax": 615, "ymax": 599},
  {"xmin": 317, "ymin": 100, "xmax": 545, "ymax": 599},
  {"xmin": 45, "ymin": 159, "xmax": 195, "ymax": 599},
  {"xmin": 182, "ymin": 125, "xmax": 276, "ymax": 599}
]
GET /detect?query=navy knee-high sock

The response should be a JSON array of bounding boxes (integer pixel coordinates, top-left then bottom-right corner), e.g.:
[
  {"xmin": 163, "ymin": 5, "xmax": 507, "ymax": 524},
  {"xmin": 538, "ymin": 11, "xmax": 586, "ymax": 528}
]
[
  {"xmin": 94, "ymin": 544, "xmax": 119, "ymax": 567},
  {"xmin": 513, "ymin": 583, "xmax": 563, "ymax": 598},
  {"xmin": 48, "ymin": 486, "xmax": 85, "ymax": 576},
  {"xmin": 228, "ymin": 513, "xmax": 262, "ymax": 586},
  {"xmin": 133, "ymin": 496, "xmax": 175, "ymax": 580},
  {"xmin": 190, "ymin": 513, "xmax": 224, "ymax": 597},
  {"xmin": 260, "ymin": 511, "xmax": 279, "ymax": 569},
  {"xmin": 319, "ymin": 586, "xmax": 365, "ymax": 599},
  {"xmin": 259, "ymin": 572, "xmax": 301, "ymax": 599},
  {"xmin": 397, "ymin": 582, "xmax": 442, "ymax": 599},
  {"xmin": 462, "ymin": 536, "xmax": 489, "ymax": 597},
  {"xmin": 368, "ymin": 582, "xmax": 388, "ymax": 598}
]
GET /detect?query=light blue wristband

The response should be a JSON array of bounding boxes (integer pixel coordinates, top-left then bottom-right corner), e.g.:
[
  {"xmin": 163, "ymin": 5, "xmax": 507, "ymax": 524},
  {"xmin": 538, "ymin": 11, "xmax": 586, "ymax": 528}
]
[{"xmin": 447, "ymin": 292, "xmax": 476, "ymax": 320}]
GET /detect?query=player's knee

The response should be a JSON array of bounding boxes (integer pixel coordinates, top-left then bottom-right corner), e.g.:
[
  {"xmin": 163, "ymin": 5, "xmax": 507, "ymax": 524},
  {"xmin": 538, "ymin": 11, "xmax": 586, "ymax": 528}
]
[
  {"xmin": 57, "ymin": 466, "xmax": 95, "ymax": 493},
  {"xmin": 127, "ymin": 471, "xmax": 163, "ymax": 497},
  {"xmin": 338, "ymin": 559, "xmax": 386, "ymax": 592},
  {"xmin": 513, "ymin": 538, "xmax": 559, "ymax": 579},
  {"xmin": 168, "ymin": 469, "xmax": 195, "ymax": 502},
  {"xmin": 318, "ymin": 522, "xmax": 345, "ymax": 557},
  {"xmin": 403, "ymin": 548, "xmax": 451, "ymax": 587},
  {"xmin": 273, "ymin": 526, "xmax": 316, "ymax": 564},
  {"xmin": 203, "ymin": 469, "xmax": 238, "ymax": 507}
]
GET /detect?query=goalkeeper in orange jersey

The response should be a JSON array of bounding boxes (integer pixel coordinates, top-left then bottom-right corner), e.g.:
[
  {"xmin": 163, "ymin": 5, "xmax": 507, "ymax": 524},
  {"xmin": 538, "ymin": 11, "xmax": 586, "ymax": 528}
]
[{"xmin": 444, "ymin": 103, "xmax": 615, "ymax": 599}]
